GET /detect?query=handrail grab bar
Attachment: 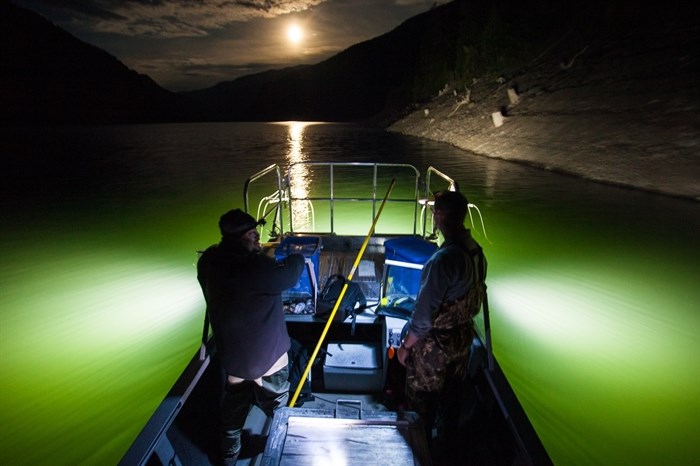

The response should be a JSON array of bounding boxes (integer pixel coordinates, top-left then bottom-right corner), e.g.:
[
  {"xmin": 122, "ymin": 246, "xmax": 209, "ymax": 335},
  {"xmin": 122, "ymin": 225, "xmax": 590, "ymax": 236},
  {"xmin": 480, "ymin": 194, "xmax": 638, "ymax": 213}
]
[{"xmin": 243, "ymin": 164, "xmax": 285, "ymax": 237}]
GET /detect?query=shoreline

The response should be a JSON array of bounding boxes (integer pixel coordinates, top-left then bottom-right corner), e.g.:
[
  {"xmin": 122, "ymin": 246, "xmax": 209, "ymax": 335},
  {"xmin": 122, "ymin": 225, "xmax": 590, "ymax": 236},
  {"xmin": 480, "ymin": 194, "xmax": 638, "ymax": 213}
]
[{"xmin": 387, "ymin": 19, "xmax": 699, "ymax": 202}]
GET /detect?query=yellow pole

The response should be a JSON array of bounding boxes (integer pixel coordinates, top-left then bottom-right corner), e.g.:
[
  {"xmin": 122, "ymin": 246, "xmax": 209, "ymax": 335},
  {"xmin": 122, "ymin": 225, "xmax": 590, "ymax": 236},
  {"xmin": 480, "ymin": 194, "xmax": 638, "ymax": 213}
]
[{"xmin": 289, "ymin": 178, "xmax": 396, "ymax": 407}]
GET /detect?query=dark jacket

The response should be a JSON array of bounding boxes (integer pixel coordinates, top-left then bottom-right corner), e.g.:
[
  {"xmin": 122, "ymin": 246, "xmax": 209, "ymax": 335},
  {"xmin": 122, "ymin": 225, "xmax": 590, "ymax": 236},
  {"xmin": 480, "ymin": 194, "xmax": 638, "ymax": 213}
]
[{"xmin": 197, "ymin": 239, "xmax": 304, "ymax": 379}]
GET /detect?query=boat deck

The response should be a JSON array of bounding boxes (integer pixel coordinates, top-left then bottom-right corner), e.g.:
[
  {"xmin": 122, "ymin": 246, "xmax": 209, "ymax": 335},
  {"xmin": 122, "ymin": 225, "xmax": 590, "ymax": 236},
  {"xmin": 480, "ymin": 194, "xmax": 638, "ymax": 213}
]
[
  {"xmin": 165, "ymin": 355, "xmax": 410, "ymax": 466},
  {"xmin": 159, "ymin": 344, "xmax": 527, "ymax": 466}
]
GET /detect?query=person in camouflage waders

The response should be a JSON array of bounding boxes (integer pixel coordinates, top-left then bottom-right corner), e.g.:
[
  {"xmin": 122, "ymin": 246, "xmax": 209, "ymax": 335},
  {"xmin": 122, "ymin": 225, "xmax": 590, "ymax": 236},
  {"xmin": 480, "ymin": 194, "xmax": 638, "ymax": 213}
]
[{"xmin": 397, "ymin": 190, "xmax": 487, "ymax": 463}]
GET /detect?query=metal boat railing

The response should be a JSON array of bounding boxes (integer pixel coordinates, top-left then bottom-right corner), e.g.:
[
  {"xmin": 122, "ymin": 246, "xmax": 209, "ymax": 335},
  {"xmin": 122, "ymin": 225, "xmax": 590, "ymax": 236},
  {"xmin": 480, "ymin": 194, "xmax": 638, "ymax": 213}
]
[{"xmin": 244, "ymin": 162, "xmax": 459, "ymax": 238}]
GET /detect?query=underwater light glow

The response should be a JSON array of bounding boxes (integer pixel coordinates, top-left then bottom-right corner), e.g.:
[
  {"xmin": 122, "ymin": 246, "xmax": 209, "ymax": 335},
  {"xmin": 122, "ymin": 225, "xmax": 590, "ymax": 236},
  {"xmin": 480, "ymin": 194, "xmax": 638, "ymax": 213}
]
[
  {"xmin": 492, "ymin": 273, "xmax": 631, "ymax": 351},
  {"xmin": 4, "ymin": 256, "xmax": 203, "ymax": 353},
  {"xmin": 0, "ymin": 245, "xmax": 206, "ymax": 466},
  {"xmin": 489, "ymin": 267, "xmax": 691, "ymax": 362},
  {"xmin": 66, "ymin": 262, "xmax": 203, "ymax": 344},
  {"xmin": 487, "ymin": 261, "xmax": 700, "ymax": 466}
]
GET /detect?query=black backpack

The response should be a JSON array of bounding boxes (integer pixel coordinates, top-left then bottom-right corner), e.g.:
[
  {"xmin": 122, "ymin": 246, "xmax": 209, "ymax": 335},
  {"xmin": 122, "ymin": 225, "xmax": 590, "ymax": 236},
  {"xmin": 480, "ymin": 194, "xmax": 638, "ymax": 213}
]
[
  {"xmin": 315, "ymin": 274, "xmax": 367, "ymax": 323},
  {"xmin": 287, "ymin": 338, "xmax": 312, "ymax": 406}
]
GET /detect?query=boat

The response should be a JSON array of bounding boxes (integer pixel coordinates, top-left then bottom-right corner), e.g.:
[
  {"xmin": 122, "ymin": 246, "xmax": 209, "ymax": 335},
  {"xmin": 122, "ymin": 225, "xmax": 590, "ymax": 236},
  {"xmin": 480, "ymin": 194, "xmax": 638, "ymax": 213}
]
[{"xmin": 119, "ymin": 162, "xmax": 553, "ymax": 466}]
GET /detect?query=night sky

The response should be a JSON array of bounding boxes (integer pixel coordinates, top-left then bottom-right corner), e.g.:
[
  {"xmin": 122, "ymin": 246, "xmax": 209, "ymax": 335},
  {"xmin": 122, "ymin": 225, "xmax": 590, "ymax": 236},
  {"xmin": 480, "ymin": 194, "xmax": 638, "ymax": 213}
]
[{"xmin": 14, "ymin": 0, "xmax": 444, "ymax": 92}]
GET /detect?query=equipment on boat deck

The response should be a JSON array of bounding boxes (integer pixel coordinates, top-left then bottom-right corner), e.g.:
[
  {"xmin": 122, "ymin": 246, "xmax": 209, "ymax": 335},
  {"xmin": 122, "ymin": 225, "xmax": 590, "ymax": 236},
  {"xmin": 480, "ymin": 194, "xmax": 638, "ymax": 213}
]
[
  {"xmin": 383, "ymin": 236, "xmax": 437, "ymax": 297},
  {"xmin": 275, "ymin": 235, "xmax": 321, "ymax": 309},
  {"xmin": 377, "ymin": 236, "xmax": 437, "ymax": 323},
  {"xmin": 323, "ymin": 342, "xmax": 383, "ymax": 392},
  {"xmin": 315, "ymin": 274, "xmax": 367, "ymax": 322}
]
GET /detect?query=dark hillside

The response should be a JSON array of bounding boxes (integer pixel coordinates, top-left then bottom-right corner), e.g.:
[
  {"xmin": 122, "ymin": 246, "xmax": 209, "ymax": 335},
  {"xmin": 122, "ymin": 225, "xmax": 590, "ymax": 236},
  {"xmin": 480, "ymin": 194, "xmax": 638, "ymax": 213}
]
[
  {"xmin": 184, "ymin": 0, "xmax": 545, "ymax": 123},
  {"xmin": 390, "ymin": 0, "xmax": 700, "ymax": 199},
  {"xmin": 1, "ymin": 2, "xmax": 200, "ymax": 125}
]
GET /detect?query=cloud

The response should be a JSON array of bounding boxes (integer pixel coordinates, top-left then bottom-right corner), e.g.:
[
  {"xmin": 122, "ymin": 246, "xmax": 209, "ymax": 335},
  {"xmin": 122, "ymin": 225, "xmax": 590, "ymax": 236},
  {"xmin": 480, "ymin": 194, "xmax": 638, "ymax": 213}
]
[{"xmin": 24, "ymin": 0, "xmax": 328, "ymax": 38}]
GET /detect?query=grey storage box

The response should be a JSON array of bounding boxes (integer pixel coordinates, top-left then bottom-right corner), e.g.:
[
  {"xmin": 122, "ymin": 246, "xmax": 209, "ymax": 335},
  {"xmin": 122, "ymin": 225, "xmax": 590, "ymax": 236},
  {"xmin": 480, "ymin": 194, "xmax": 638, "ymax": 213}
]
[{"xmin": 323, "ymin": 342, "xmax": 383, "ymax": 392}]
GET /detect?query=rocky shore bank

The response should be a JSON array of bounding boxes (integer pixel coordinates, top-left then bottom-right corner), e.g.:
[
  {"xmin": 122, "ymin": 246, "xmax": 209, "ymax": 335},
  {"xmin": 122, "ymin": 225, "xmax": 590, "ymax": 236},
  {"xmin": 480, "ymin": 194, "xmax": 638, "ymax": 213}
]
[{"xmin": 389, "ymin": 16, "xmax": 699, "ymax": 201}]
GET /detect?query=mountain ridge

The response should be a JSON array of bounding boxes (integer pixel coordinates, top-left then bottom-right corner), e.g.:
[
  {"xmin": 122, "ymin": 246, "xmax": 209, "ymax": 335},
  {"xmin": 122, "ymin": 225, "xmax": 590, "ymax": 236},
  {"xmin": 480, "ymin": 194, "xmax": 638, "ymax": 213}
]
[{"xmin": 1, "ymin": 2, "xmax": 201, "ymax": 125}]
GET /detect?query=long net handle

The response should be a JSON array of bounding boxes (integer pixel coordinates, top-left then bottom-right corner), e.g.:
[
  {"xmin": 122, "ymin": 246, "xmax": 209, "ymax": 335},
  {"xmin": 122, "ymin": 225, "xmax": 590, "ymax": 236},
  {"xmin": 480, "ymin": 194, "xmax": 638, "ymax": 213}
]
[{"xmin": 289, "ymin": 178, "xmax": 396, "ymax": 407}]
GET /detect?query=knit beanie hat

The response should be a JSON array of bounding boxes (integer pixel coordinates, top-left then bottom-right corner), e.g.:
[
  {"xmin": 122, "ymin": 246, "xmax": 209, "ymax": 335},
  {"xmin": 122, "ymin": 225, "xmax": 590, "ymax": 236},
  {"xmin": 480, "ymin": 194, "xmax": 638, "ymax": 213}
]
[{"xmin": 218, "ymin": 209, "xmax": 265, "ymax": 238}]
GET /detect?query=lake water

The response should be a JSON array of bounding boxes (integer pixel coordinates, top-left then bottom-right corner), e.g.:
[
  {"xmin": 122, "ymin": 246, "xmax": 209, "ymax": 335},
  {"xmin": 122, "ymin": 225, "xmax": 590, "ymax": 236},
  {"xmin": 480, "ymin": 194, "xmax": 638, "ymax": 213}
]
[{"xmin": 1, "ymin": 122, "xmax": 698, "ymax": 466}]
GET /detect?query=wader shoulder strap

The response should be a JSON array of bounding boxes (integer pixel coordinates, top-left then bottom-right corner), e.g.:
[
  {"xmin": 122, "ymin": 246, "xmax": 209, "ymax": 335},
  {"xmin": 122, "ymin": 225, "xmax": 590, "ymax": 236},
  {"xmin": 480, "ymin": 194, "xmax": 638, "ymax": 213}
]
[{"xmin": 464, "ymin": 244, "xmax": 486, "ymax": 318}]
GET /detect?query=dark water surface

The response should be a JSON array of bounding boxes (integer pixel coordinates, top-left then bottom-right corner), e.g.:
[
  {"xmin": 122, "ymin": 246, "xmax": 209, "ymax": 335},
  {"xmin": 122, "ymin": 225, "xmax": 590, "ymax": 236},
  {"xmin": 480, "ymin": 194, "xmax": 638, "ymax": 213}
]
[{"xmin": 1, "ymin": 122, "xmax": 698, "ymax": 465}]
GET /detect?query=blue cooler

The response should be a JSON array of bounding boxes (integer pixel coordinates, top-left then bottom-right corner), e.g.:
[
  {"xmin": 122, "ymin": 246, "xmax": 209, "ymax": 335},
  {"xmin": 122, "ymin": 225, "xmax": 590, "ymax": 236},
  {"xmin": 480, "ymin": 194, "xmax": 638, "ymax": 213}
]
[
  {"xmin": 383, "ymin": 237, "xmax": 437, "ymax": 299},
  {"xmin": 275, "ymin": 236, "xmax": 321, "ymax": 302}
]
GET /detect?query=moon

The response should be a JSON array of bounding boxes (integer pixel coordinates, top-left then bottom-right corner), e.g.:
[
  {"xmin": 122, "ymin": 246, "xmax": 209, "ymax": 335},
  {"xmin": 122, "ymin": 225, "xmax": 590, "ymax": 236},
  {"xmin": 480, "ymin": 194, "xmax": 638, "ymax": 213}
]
[{"xmin": 287, "ymin": 24, "xmax": 303, "ymax": 44}]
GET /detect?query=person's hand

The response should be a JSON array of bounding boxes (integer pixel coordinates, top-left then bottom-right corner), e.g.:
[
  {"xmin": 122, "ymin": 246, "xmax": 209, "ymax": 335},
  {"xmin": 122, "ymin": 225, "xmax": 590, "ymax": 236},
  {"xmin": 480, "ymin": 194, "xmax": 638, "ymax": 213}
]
[
  {"xmin": 397, "ymin": 344, "xmax": 411, "ymax": 366},
  {"xmin": 398, "ymin": 331, "xmax": 418, "ymax": 367}
]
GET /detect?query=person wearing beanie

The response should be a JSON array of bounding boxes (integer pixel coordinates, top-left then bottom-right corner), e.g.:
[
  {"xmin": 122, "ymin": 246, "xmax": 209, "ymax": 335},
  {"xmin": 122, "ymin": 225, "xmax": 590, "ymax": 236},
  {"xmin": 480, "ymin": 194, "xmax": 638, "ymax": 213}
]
[
  {"xmin": 197, "ymin": 209, "xmax": 304, "ymax": 466},
  {"xmin": 397, "ymin": 190, "xmax": 487, "ymax": 464}
]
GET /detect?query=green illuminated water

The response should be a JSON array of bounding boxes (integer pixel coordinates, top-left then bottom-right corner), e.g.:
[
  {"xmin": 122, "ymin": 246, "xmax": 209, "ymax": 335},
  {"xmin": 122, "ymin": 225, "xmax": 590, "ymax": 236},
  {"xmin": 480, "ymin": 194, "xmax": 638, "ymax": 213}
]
[{"xmin": 1, "ymin": 122, "xmax": 698, "ymax": 465}]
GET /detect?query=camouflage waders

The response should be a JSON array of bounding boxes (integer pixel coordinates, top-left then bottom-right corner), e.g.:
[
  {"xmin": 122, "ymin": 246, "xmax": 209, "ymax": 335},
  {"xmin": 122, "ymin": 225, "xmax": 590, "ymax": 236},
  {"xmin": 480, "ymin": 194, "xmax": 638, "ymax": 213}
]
[{"xmin": 405, "ymin": 281, "xmax": 485, "ymax": 423}]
